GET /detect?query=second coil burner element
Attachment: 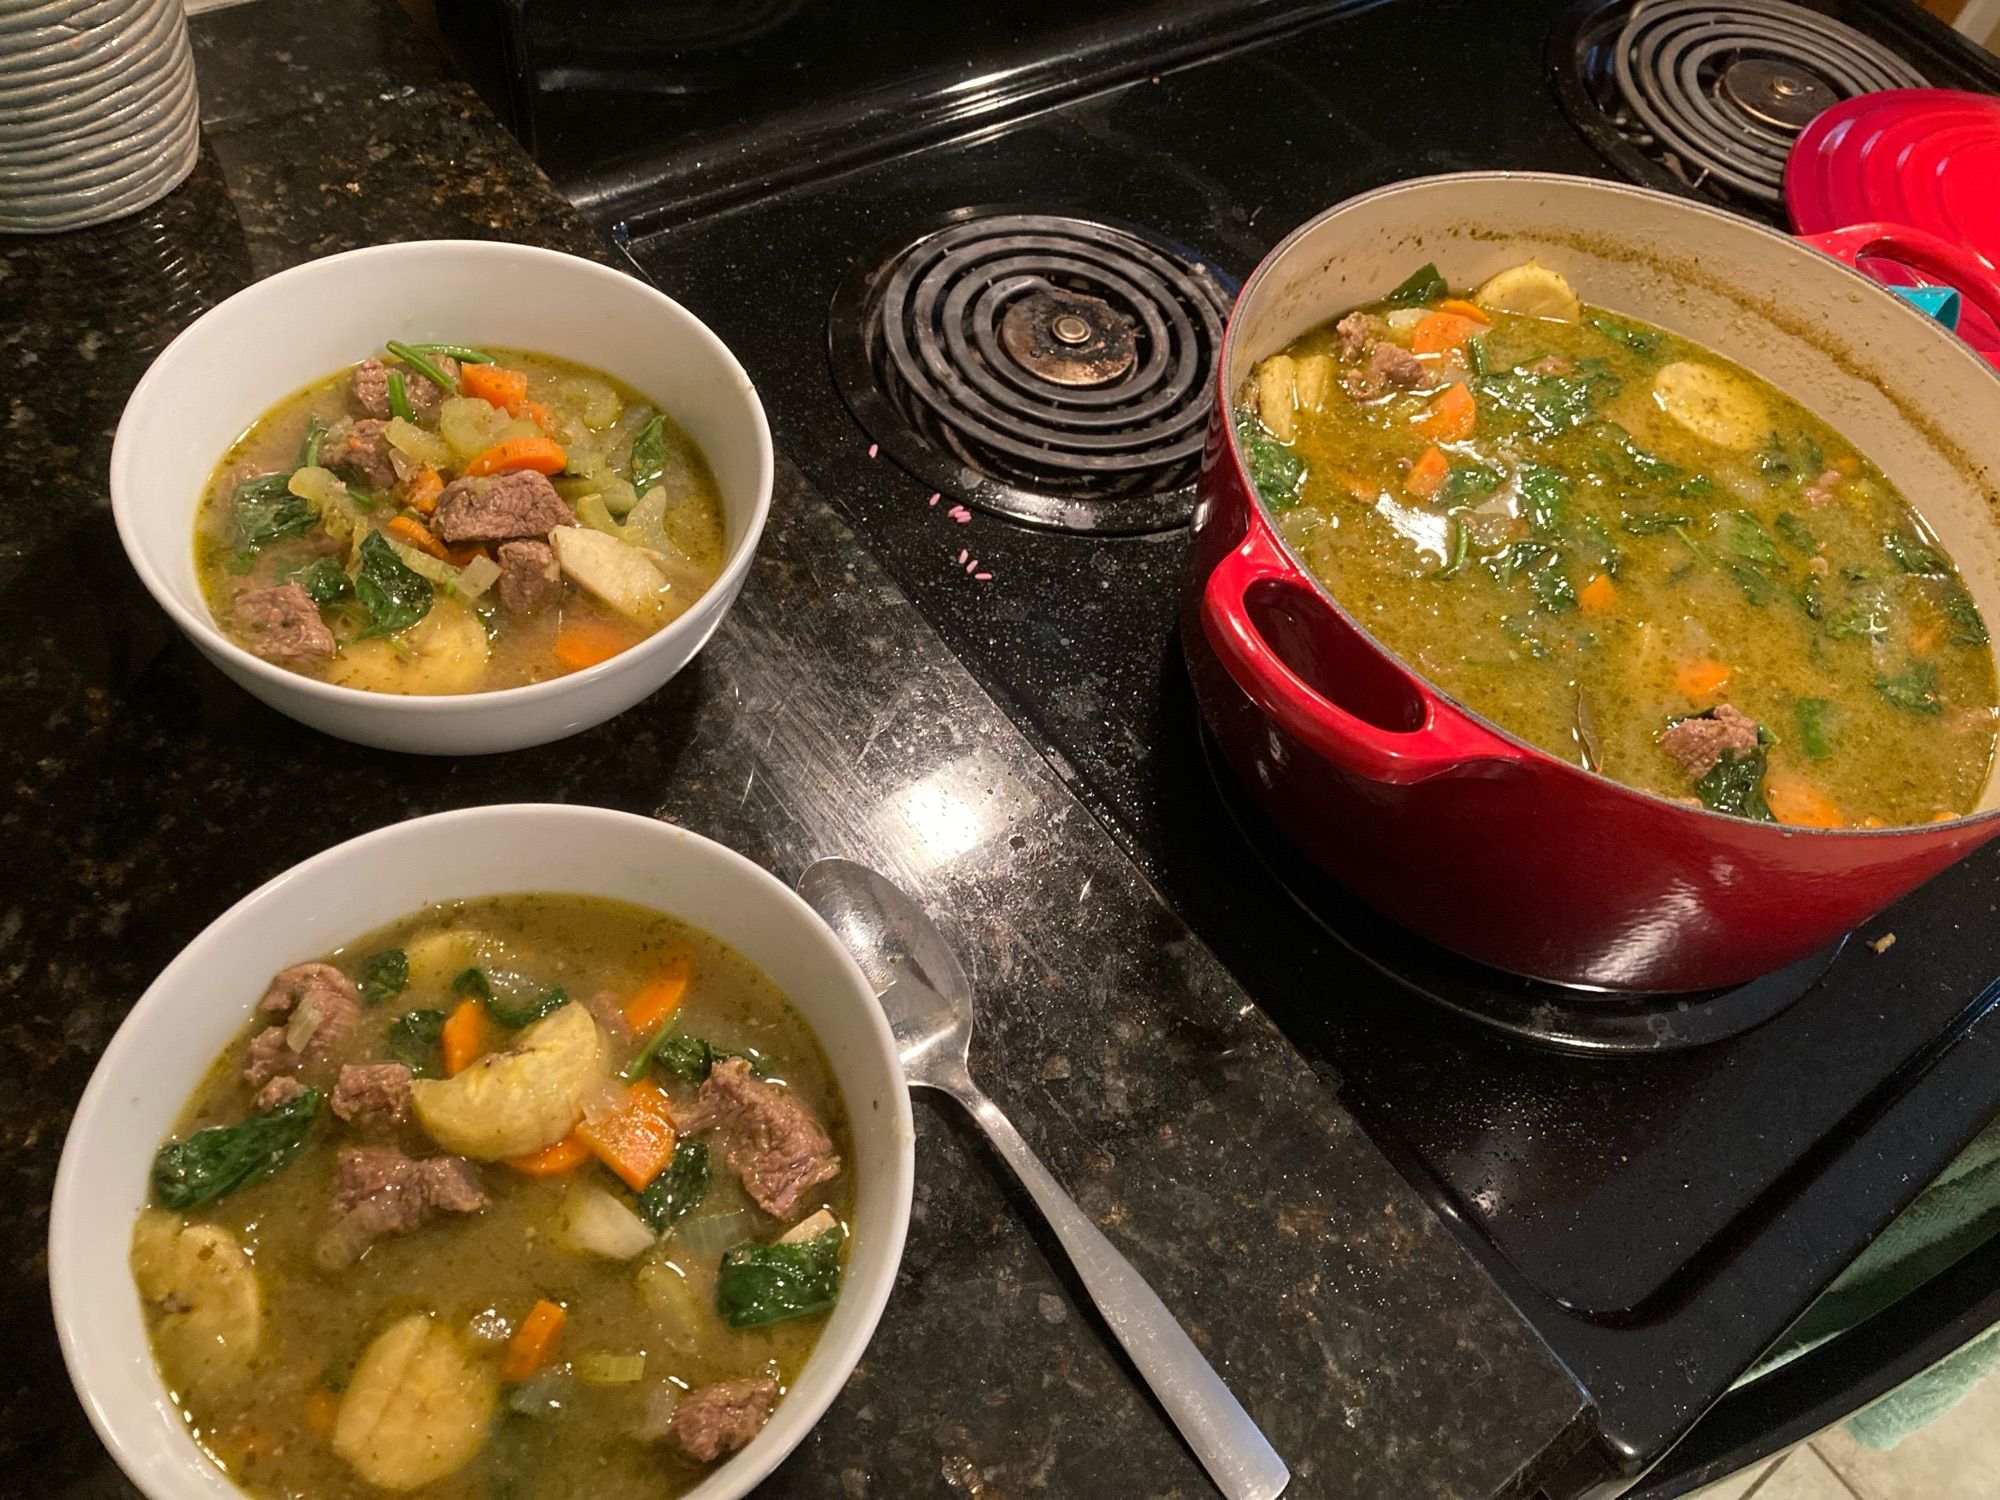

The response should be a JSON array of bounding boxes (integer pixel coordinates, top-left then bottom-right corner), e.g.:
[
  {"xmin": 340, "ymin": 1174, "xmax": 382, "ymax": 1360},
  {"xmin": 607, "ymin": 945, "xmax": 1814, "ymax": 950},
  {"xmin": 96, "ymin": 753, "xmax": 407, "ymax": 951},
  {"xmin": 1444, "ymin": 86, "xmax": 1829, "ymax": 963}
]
[{"xmin": 828, "ymin": 211, "xmax": 1235, "ymax": 534}]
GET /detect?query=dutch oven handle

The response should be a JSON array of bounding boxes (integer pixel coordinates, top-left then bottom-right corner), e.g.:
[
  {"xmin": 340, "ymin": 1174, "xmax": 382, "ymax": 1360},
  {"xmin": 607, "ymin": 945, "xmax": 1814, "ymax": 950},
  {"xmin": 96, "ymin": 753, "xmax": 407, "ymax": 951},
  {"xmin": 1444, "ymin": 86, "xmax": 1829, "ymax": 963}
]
[
  {"xmin": 1801, "ymin": 223, "xmax": 2000, "ymax": 363},
  {"xmin": 1200, "ymin": 523, "xmax": 1519, "ymax": 786}
]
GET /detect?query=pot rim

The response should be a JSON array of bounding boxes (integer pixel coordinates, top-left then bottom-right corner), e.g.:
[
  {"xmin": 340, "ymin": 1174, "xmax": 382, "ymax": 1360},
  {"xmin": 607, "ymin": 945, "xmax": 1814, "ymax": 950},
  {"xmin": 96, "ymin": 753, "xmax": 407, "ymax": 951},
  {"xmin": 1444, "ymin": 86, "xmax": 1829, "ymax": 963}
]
[{"xmin": 1215, "ymin": 169, "xmax": 2000, "ymax": 838}]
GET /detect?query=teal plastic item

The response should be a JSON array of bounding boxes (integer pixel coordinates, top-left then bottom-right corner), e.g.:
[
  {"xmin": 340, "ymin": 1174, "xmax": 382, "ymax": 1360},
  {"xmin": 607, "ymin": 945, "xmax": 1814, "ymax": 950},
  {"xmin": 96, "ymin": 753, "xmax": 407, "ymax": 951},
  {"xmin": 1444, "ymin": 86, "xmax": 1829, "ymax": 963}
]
[{"xmin": 1893, "ymin": 284, "xmax": 1963, "ymax": 331}]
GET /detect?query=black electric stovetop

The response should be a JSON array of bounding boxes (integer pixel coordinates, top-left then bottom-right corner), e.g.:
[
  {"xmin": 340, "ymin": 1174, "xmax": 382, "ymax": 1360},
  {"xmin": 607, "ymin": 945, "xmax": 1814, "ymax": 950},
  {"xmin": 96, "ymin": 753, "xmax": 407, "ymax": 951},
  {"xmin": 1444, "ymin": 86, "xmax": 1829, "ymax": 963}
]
[{"xmin": 438, "ymin": 0, "xmax": 2000, "ymax": 1492}]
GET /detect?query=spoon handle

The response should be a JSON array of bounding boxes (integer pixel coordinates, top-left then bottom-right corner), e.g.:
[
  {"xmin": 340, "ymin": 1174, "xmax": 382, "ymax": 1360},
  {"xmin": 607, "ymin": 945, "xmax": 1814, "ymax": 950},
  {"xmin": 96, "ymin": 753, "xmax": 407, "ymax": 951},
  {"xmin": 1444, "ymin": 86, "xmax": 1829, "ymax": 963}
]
[{"xmin": 957, "ymin": 1084, "xmax": 1290, "ymax": 1500}]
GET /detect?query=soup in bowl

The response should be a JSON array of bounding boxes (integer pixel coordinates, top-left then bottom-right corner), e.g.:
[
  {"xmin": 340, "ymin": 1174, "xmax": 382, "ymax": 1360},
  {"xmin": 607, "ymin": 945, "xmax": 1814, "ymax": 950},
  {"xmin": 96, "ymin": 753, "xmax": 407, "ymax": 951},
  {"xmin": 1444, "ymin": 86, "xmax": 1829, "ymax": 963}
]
[
  {"xmin": 50, "ymin": 806, "xmax": 914, "ymax": 1500},
  {"xmin": 111, "ymin": 241, "xmax": 774, "ymax": 755}
]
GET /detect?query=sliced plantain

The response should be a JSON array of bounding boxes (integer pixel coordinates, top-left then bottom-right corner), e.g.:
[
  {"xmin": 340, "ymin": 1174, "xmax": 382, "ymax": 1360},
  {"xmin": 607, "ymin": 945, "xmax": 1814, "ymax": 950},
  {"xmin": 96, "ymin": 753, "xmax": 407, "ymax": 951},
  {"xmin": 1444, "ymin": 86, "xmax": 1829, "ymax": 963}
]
[
  {"xmin": 1651, "ymin": 361, "xmax": 1772, "ymax": 451},
  {"xmin": 1472, "ymin": 260, "xmax": 1581, "ymax": 323},
  {"xmin": 1255, "ymin": 354, "xmax": 1298, "ymax": 442},
  {"xmin": 410, "ymin": 1000, "xmax": 605, "ymax": 1159},
  {"xmin": 328, "ymin": 595, "xmax": 490, "ymax": 696},
  {"xmin": 333, "ymin": 1314, "xmax": 496, "ymax": 1491},
  {"xmin": 1292, "ymin": 353, "xmax": 1334, "ymax": 414},
  {"xmin": 130, "ymin": 1212, "xmax": 262, "ymax": 1395}
]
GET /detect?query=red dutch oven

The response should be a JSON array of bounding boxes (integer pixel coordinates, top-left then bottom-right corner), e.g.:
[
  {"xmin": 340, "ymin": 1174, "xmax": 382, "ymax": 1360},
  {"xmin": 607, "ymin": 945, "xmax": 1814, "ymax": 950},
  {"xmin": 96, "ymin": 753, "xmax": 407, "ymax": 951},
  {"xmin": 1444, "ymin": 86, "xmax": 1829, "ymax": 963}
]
[{"xmin": 1182, "ymin": 172, "xmax": 2000, "ymax": 992}]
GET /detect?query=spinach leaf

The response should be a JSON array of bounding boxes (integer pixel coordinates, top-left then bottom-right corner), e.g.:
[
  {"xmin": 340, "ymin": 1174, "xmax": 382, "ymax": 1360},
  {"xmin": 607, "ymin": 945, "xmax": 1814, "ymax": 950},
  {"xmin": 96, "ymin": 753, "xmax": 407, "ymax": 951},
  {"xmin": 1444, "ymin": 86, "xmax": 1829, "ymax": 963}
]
[
  {"xmin": 486, "ymin": 985, "xmax": 568, "ymax": 1030},
  {"xmin": 1939, "ymin": 582, "xmax": 1989, "ymax": 647},
  {"xmin": 1588, "ymin": 315, "xmax": 1662, "ymax": 358},
  {"xmin": 646, "ymin": 1032, "xmax": 768, "ymax": 1084},
  {"xmin": 386, "ymin": 1008, "xmax": 447, "ymax": 1078},
  {"xmin": 1719, "ymin": 510, "xmax": 1780, "ymax": 566},
  {"xmin": 1435, "ymin": 515, "xmax": 1470, "ymax": 580},
  {"xmin": 716, "ymin": 1228, "xmax": 844, "ymax": 1329},
  {"xmin": 354, "ymin": 530, "xmax": 433, "ymax": 639},
  {"xmin": 1466, "ymin": 336, "xmax": 1489, "ymax": 376},
  {"xmin": 1728, "ymin": 561, "xmax": 1782, "ymax": 606},
  {"xmin": 295, "ymin": 416, "xmax": 328, "ymax": 471},
  {"xmin": 1472, "ymin": 366, "xmax": 1620, "ymax": 437},
  {"xmin": 1677, "ymin": 475, "xmax": 1718, "ymax": 502},
  {"xmin": 629, "ymin": 413, "xmax": 667, "ymax": 497},
  {"xmin": 1572, "ymin": 513, "xmax": 1621, "ymax": 580},
  {"xmin": 1824, "ymin": 601, "xmax": 1889, "ymax": 641},
  {"xmin": 635, "ymin": 1141, "xmax": 710, "ymax": 1231},
  {"xmin": 289, "ymin": 556, "xmax": 353, "ymax": 606},
  {"xmin": 1517, "ymin": 463, "xmax": 1571, "ymax": 536},
  {"xmin": 1598, "ymin": 423, "xmax": 1683, "ymax": 481},
  {"xmin": 1696, "ymin": 748, "xmax": 1775, "ymax": 821},
  {"xmin": 1492, "ymin": 540, "xmax": 1553, "ymax": 585},
  {"xmin": 1381, "ymin": 262, "xmax": 1448, "ymax": 308},
  {"xmin": 1774, "ymin": 512, "xmax": 1818, "ymax": 554},
  {"xmin": 1794, "ymin": 697, "xmax": 1835, "ymax": 759},
  {"xmin": 1620, "ymin": 511, "xmax": 1694, "ymax": 536},
  {"xmin": 1758, "ymin": 431, "xmax": 1824, "ymax": 484},
  {"xmin": 1530, "ymin": 559, "xmax": 1578, "ymax": 614},
  {"xmin": 358, "ymin": 949, "xmax": 408, "ymax": 1006},
  {"xmin": 1444, "ymin": 463, "xmax": 1502, "ymax": 502},
  {"xmin": 1232, "ymin": 410, "xmax": 1305, "ymax": 508},
  {"xmin": 151, "ymin": 1089, "xmax": 321, "ymax": 1209},
  {"xmin": 1876, "ymin": 660, "xmax": 1943, "ymax": 715},
  {"xmin": 234, "ymin": 473, "xmax": 317, "ymax": 546},
  {"xmin": 1796, "ymin": 574, "xmax": 1824, "ymax": 621},
  {"xmin": 1883, "ymin": 527, "xmax": 1949, "ymax": 577},
  {"xmin": 451, "ymin": 967, "xmax": 492, "ymax": 1001}
]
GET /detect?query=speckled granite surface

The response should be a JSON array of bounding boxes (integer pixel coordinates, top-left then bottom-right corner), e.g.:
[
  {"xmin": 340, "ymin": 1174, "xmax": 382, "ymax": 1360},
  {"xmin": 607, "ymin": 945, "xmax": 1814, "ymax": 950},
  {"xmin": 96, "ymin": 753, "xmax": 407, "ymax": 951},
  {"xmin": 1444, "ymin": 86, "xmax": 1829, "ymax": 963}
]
[{"xmin": 0, "ymin": 3, "xmax": 1591, "ymax": 1495}]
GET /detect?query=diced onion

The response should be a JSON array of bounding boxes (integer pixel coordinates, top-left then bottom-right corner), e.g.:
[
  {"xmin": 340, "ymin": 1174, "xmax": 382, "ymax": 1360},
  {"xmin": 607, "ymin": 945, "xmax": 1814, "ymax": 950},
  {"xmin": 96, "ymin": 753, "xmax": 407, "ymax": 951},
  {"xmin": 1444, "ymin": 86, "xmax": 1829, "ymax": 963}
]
[
  {"xmin": 671, "ymin": 1207, "xmax": 758, "ymax": 1258},
  {"xmin": 1384, "ymin": 307, "xmax": 1427, "ymax": 332},
  {"xmin": 554, "ymin": 1186, "xmax": 656, "ymax": 1260},
  {"xmin": 287, "ymin": 465, "xmax": 344, "ymax": 504},
  {"xmin": 456, "ymin": 554, "xmax": 501, "ymax": 600},
  {"xmin": 575, "ymin": 1352, "xmax": 646, "ymax": 1385},
  {"xmin": 285, "ymin": 996, "xmax": 324, "ymax": 1053}
]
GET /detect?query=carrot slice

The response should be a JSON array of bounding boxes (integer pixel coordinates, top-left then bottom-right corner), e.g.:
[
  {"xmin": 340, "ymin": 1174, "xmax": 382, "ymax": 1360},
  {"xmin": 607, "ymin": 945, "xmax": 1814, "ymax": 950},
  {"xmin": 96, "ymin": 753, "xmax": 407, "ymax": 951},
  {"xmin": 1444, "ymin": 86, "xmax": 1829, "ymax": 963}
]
[
  {"xmin": 625, "ymin": 955, "xmax": 691, "ymax": 1034},
  {"xmin": 1766, "ymin": 771, "xmax": 1843, "ymax": 829},
  {"xmin": 502, "ymin": 1299, "xmax": 566, "ymax": 1383},
  {"xmin": 1578, "ymin": 574, "xmax": 1618, "ymax": 614},
  {"xmin": 576, "ymin": 1080, "xmax": 679, "ymax": 1190},
  {"xmin": 1675, "ymin": 658, "xmax": 1732, "ymax": 698},
  {"xmin": 441, "ymin": 999, "xmax": 493, "ymax": 1077},
  {"xmin": 506, "ymin": 1133, "xmax": 591, "ymax": 1175},
  {"xmin": 402, "ymin": 464, "xmax": 443, "ymax": 515},
  {"xmin": 521, "ymin": 399, "xmax": 554, "ymax": 429},
  {"xmin": 459, "ymin": 363, "xmax": 530, "ymax": 413},
  {"xmin": 386, "ymin": 514, "xmax": 451, "ymax": 561},
  {"xmin": 1414, "ymin": 382, "xmax": 1476, "ymax": 442},
  {"xmin": 1410, "ymin": 312, "xmax": 1484, "ymax": 355},
  {"xmin": 466, "ymin": 437, "xmax": 567, "ymax": 477},
  {"xmin": 1405, "ymin": 445, "xmax": 1450, "ymax": 499},
  {"xmin": 554, "ymin": 620, "xmax": 635, "ymax": 673},
  {"xmin": 1335, "ymin": 471, "xmax": 1376, "ymax": 503},
  {"xmin": 1435, "ymin": 297, "xmax": 1492, "ymax": 325}
]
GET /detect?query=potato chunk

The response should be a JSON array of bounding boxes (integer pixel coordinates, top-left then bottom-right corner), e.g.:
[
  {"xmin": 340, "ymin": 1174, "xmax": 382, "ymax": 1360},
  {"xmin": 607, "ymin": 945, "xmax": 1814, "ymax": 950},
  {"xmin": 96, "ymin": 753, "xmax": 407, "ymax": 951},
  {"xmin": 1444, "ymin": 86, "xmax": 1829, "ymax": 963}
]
[
  {"xmin": 333, "ymin": 1314, "xmax": 496, "ymax": 1490},
  {"xmin": 411, "ymin": 1001, "xmax": 605, "ymax": 1159},
  {"xmin": 327, "ymin": 595, "xmax": 490, "ymax": 696},
  {"xmin": 1472, "ymin": 261, "xmax": 1581, "ymax": 323},
  {"xmin": 1255, "ymin": 355, "xmax": 1298, "ymax": 442},
  {"xmin": 1652, "ymin": 361, "xmax": 1772, "ymax": 451},
  {"xmin": 130, "ymin": 1212, "xmax": 262, "ymax": 1395},
  {"xmin": 549, "ymin": 525, "xmax": 669, "ymax": 623}
]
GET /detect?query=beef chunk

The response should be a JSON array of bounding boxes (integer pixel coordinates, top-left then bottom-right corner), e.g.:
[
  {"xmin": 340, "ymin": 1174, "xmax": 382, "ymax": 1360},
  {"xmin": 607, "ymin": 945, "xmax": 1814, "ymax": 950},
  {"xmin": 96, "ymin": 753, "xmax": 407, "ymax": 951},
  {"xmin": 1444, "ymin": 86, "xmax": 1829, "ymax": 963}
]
[
  {"xmin": 254, "ymin": 1075, "xmax": 308, "ymax": 1112},
  {"xmin": 350, "ymin": 354, "xmax": 458, "ymax": 420},
  {"xmin": 495, "ymin": 538, "xmax": 562, "ymax": 614},
  {"xmin": 330, "ymin": 1062, "xmax": 413, "ymax": 1128},
  {"xmin": 233, "ymin": 583, "xmax": 335, "ymax": 672},
  {"xmin": 1342, "ymin": 340, "xmax": 1428, "ymax": 400},
  {"xmin": 582, "ymin": 989, "xmax": 634, "ymax": 1044},
  {"xmin": 1659, "ymin": 704, "xmax": 1763, "ymax": 780},
  {"xmin": 678, "ymin": 1057, "xmax": 841, "ymax": 1220},
  {"xmin": 318, "ymin": 1147, "xmax": 485, "ymax": 1269},
  {"xmin": 664, "ymin": 1378, "xmax": 778, "ymax": 1463},
  {"xmin": 319, "ymin": 418, "xmax": 399, "ymax": 492},
  {"xmin": 241, "ymin": 962, "xmax": 360, "ymax": 1085},
  {"xmin": 1336, "ymin": 312, "xmax": 1387, "ymax": 357},
  {"xmin": 433, "ymin": 471, "xmax": 575, "ymax": 544}
]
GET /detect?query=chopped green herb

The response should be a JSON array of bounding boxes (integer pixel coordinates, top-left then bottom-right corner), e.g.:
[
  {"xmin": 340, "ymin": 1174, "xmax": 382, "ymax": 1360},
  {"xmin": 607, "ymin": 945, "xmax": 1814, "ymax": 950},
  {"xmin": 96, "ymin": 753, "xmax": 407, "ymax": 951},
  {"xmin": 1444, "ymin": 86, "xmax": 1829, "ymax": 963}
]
[
  {"xmin": 1719, "ymin": 510, "xmax": 1780, "ymax": 566},
  {"xmin": 1232, "ymin": 409, "xmax": 1306, "ymax": 507},
  {"xmin": 1876, "ymin": 660, "xmax": 1943, "ymax": 715},
  {"xmin": 1572, "ymin": 513, "xmax": 1621, "ymax": 579},
  {"xmin": 1795, "ymin": 574, "xmax": 1824, "ymax": 621},
  {"xmin": 1824, "ymin": 602, "xmax": 1889, "ymax": 641},
  {"xmin": 1794, "ymin": 697, "xmax": 1835, "ymax": 759},
  {"xmin": 151, "ymin": 1089, "xmax": 321, "ymax": 1209},
  {"xmin": 385, "ymin": 1008, "xmax": 447, "ymax": 1078},
  {"xmin": 634, "ymin": 1141, "xmax": 710, "ymax": 1232},
  {"xmin": 629, "ymin": 413, "xmax": 667, "ymax": 497},
  {"xmin": 1696, "ymin": 747, "xmax": 1775, "ymax": 821},
  {"xmin": 1727, "ymin": 560, "xmax": 1782, "ymax": 606},
  {"xmin": 357, "ymin": 949, "xmax": 408, "ymax": 1006},
  {"xmin": 1381, "ymin": 262, "xmax": 1448, "ymax": 308},
  {"xmin": 354, "ymin": 530, "xmax": 434, "ymax": 638},
  {"xmin": 716, "ymin": 1228, "xmax": 843, "ymax": 1329},
  {"xmin": 1598, "ymin": 423, "xmax": 1683, "ymax": 482}
]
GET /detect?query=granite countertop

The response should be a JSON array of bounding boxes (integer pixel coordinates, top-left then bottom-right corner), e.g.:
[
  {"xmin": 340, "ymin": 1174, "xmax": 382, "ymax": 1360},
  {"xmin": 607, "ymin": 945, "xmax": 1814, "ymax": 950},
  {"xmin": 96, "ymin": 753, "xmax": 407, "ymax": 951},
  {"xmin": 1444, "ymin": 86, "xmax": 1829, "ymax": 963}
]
[{"xmin": 0, "ymin": 2, "xmax": 1591, "ymax": 1495}]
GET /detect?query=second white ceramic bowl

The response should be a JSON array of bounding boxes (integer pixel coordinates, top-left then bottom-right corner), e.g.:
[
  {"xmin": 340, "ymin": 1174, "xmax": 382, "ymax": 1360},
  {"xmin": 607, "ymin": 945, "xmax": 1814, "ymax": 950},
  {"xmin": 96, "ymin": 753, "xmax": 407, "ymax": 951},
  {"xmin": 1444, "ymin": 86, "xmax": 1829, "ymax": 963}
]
[
  {"xmin": 50, "ymin": 804, "xmax": 914, "ymax": 1500},
  {"xmin": 110, "ymin": 240, "xmax": 774, "ymax": 754}
]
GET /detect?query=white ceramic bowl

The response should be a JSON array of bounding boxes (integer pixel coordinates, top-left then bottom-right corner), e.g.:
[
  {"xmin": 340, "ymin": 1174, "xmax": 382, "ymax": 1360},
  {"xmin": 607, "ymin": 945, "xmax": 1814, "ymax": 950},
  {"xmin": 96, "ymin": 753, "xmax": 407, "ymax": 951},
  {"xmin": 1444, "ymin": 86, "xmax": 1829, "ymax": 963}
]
[
  {"xmin": 50, "ymin": 805, "xmax": 914, "ymax": 1500},
  {"xmin": 110, "ymin": 241, "xmax": 775, "ymax": 754}
]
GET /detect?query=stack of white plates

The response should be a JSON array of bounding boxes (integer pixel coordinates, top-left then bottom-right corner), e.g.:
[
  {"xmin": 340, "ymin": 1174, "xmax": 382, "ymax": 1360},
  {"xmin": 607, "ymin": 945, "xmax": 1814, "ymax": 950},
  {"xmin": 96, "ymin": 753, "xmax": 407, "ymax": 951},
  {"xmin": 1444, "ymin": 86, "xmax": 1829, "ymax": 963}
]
[{"xmin": 1, "ymin": 0, "xmax": 200, "ymax": 235}]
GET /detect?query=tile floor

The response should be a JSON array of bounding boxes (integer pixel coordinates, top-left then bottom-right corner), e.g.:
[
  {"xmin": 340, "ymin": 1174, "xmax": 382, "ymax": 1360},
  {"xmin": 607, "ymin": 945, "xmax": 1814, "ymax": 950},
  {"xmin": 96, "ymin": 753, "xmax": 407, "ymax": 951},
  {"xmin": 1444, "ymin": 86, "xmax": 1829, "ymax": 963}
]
[{"xmin": 1689, "ymin": 1365, "xmax": 2000, "ymax": 1498}]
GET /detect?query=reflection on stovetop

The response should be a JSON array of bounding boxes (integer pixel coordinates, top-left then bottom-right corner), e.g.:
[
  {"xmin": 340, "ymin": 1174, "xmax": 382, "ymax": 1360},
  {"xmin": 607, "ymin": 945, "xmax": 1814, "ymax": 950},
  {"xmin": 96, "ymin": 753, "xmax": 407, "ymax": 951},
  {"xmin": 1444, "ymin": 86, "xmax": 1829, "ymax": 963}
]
[{"xmin": 577, "ymin": 0, "xmax": 2000, "ymax": 1479}]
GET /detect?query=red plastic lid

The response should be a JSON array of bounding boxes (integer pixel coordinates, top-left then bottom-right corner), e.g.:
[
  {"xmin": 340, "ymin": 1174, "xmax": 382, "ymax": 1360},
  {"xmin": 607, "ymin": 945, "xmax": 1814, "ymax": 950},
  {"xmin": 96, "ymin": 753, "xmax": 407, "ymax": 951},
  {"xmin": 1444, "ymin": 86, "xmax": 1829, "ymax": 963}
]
[{"xmin": 1786, "ymin": 88, "xmax": 2000, "ymax": 360}]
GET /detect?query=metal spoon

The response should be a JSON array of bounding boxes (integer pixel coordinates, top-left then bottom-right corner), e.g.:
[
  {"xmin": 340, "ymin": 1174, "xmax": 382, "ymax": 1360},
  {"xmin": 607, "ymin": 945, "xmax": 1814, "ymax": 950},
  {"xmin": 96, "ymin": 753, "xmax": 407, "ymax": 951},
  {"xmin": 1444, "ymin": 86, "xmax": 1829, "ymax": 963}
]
[{"xmin": 798, "ymin": 858, "xmax": 1290, "ymax": 1500}]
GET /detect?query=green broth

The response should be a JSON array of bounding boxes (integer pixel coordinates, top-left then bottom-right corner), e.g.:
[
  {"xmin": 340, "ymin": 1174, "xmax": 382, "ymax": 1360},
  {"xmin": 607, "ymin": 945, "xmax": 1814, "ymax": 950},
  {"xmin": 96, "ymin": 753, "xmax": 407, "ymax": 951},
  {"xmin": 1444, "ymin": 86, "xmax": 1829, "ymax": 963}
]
[
  {"xmin": 1243, "ymin": 285, "xmax": 1998, "ymax": 827},
  {"xmin": 133, "ymin": 895, "xmax": 852, "ymax": 1500}
]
